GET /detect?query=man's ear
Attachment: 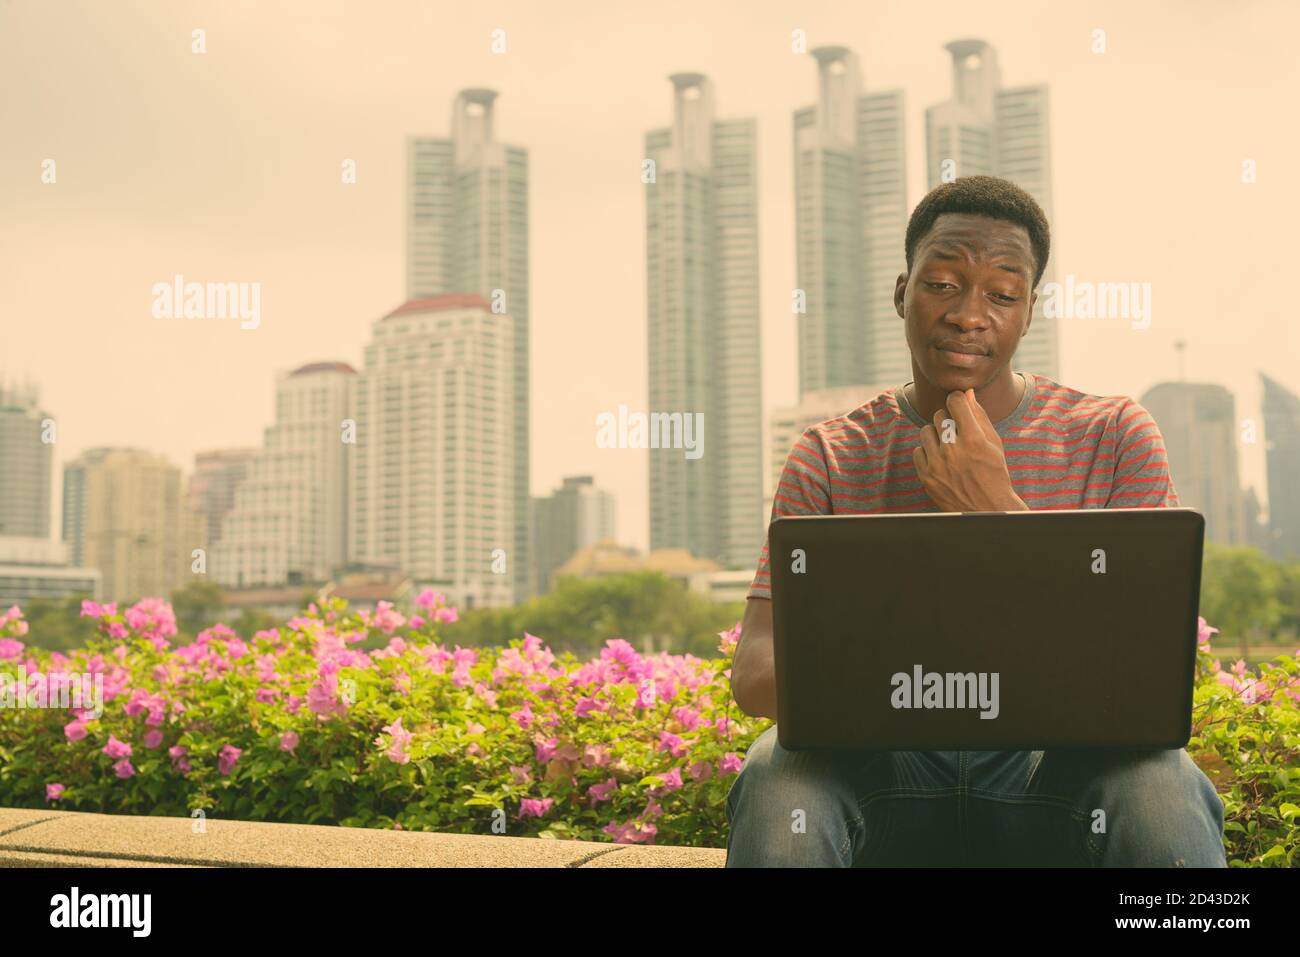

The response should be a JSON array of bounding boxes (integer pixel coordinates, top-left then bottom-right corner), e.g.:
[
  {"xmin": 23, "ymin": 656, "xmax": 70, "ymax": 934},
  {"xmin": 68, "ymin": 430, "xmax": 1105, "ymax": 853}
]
[{"xmin": 894, "ymin": 272, "xmax": 909, "ymax": 319}]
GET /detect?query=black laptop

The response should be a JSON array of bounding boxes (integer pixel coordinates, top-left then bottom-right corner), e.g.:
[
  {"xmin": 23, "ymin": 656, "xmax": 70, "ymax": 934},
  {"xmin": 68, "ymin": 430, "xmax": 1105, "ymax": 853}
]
[{"xmin": 768, "ymin": 508, "xmax": 1204, "ymax": 751}]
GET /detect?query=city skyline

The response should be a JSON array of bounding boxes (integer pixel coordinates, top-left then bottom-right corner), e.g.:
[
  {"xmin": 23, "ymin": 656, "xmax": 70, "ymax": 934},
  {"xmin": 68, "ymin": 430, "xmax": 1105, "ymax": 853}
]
[{"xmin": 3, "ymin": 0, "xmax": 1296, "ymax": 556}]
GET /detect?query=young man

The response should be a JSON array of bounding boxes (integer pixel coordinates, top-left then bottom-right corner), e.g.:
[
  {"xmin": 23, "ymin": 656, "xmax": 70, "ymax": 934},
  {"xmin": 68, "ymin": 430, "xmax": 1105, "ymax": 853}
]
[{"xmin": 726, "ymin": 175, "xmax": 1227, "ymax": 867}]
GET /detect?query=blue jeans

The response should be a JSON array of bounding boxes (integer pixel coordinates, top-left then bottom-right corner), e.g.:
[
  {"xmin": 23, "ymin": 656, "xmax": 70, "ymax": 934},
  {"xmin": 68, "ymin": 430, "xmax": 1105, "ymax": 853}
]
[{"xmin": 725, "ymin": 725, "xmax": 1228, "ymax": 867}]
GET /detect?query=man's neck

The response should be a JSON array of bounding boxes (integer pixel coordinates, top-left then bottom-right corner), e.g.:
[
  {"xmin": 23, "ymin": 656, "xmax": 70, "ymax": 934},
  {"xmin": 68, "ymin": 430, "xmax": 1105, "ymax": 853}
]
[{"xmin": 906, "ymin": 370, "xmax": 1025, "ymax": 425}]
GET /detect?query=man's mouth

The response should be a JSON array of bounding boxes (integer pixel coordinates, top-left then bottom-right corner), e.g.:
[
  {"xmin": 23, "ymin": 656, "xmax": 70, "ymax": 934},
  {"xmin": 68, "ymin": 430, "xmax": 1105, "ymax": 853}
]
[{"xmin": 935, "ymin": 341, "xmax": 988, "ymax": 356}]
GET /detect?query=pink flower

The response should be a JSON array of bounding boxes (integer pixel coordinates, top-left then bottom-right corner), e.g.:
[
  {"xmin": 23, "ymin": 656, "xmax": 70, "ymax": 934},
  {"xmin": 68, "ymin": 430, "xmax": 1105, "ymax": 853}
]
[
  {"xmin": 218, "ymin": 744, "xmax": 242, "ymax": 776},
  {"xmin": 509, "ymin": 765, "xmax": 532, "ymax": 785},
  {"xmin": 1197, "ymin": 616, "xmax": 1219, "ymax": 648},
  {"xmin": 168, "ymin": 745, "xmax": 191, "ymax": 774},
  {"xmin": 671, "ymin": 705, "xmax": 703, "ymax": 731},
  {"xmin": 306, "ymin": 669, "xmax": 348, "ymax": 719},
  {"xmin": 101, "ymin": 735, "xmax": 132, "ymax": 759},
  {"xmin": 510, "ymin": 703, "xmax": 534, "ymax": 730},
  {"xmin": 519, "ymin": 797, "xmax": 554, "ymax": 819},
  {"xmin": 64, "ymin": 719, "xmax": 88, "ymax": 742},
  {"xmin": 125, "ymin": 598, "xmax": 178, "ymax": 648},
  {"xmin": 434, "ymin": 607, "xmax": 458, "ymax": 624},
  {"xmin": 658, "ymin": 731, "xmax": 688, "ymax": 758},
  {"xmin": 255, "ymin": 687, "xmax": 281, "ymax": 704},
  {"xmin": 587, "ymin": 778, "xmax": 618, "ymax": 804},
  {"xmin": 46, "ymin": 783, "xmax": 65, "ymax": 802},
  {"xmin": 688, "ymin": 760, "xmax": 713, "ymax": 782},
  {"xmin": 582, "ymin": 744, "xmax": 610, "ymax": 768},
  {"xmin": 143, "ymin": 729, "xmax": 164, "ymax": 749},
  {"xmin": 535, "ymin": 737, "xmax": 559, "ymax": 763},
  {"xmin": 649, "ymin": 766, "xmax": 683, "ymax": 796},
  {"xmin": 0, "ymin": 638, "xmax": 23, "ymax": 659},
  {"xmin": 717, "ymin": 621, "xmax": 741, "ymax": 654},
  {"xmin": 113, "ymin": 759, "xmax": 134, "ymax": 779},
  {"xmin": 414, "ymin": 588, "xmax": 444, "ymax": 610},
  {"xmin": 280, "ymin": 731, "xmax": 299, "ymax": 753},
  {"xmin": 719, "ymin": 752, "xmax": 743, "ymax": 775},
  {"xmin": 603, "ymin": 819, "xmax": 657, "ymax": 844},
  {"xmin": 375, "ymin": 718, "xmax": 413, "ymax": 764}
]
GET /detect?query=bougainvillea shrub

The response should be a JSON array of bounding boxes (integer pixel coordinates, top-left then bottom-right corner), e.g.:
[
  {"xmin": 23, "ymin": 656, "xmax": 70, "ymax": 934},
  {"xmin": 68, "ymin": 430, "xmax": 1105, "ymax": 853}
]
[
  {"xmin": 0, "ymin": 597, "xmax": 1297, "ymax": 863},
  {"xmin": 0, "ymin": 594, "xmax": 758, "ymax": 847}
]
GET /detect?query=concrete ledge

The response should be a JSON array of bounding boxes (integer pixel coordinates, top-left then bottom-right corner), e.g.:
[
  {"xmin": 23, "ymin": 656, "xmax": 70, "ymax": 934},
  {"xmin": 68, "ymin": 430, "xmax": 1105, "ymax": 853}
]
[{"xmin": 0, "ymin": 808, "xmax": 726, "ymax": 868}]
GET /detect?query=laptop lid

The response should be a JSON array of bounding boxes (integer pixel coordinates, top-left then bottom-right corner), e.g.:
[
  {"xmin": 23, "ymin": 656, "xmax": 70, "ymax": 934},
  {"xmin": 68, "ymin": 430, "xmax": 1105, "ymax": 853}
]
[{"xmin": 769, "ymin": 508, "xmax": 1204, "ymax": 751}]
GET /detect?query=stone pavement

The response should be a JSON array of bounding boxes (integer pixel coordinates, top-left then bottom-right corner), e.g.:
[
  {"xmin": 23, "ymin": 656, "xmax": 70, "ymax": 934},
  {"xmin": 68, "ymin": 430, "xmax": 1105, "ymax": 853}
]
[{"xmin": 0, "ymin": 807, "xmax": 727, "ymax": 867}]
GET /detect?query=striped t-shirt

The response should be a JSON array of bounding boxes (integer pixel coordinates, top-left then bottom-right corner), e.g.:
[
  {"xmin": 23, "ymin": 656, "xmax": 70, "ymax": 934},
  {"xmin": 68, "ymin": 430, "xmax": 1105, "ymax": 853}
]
[{"xmin": 749, "ymin": 372, "xmax": 1179, "ymax": 600}]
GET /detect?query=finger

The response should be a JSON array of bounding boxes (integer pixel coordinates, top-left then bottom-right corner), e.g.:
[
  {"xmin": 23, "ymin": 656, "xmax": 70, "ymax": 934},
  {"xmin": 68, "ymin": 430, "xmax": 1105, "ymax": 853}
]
[
  {"xmin": 933, "ymin": 407, "xmax": 958, "ymax": 446},
  {"xmin": 918, "ymin": 422, "xmax": 942, "ymax": 460},
  {"xmin": 966, "ymin": 387, "xmax": 999, "ymax": 440},
  {"xmin": 945, "ymin": 390, "xmax": 979, "ymax": 437},
  {"xmin": 912, "ymin": 442, "xmax": 928, "ymax": 475}
]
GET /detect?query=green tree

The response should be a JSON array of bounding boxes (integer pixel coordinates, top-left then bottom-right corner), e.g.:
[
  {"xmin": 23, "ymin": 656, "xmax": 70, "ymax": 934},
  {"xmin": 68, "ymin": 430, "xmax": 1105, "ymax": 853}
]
[
  {"xmin": 443, "ymin": 571, "xmax": 742, "ymax": 657},
  {"xmin": 1199, "ymin": 544, "xmax": 1284, "ymax": 657},
  {"xmin": 170, "ymin": 579, "xmax": 228, "ymax": 638},
  {"xmin": 11, "ymin": 595, "xmax": 96, "ymax": 652}
]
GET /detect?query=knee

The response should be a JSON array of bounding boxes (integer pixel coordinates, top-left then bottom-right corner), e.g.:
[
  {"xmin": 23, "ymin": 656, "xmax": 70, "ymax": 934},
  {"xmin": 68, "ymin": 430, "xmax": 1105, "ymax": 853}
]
[
  {"xmin": 725, "ymin": 725, "xmax": 855, "ymax": 828},
  {"xmin": 1091, "ymin": 750, "xmax": 1226, "ymax": 866}
]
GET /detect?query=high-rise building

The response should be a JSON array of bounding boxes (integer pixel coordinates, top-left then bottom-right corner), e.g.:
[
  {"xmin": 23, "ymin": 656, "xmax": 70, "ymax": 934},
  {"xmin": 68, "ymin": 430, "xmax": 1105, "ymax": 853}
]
[
  {"xmin": 0, "ymin": 382, "xmax": 53, "ymax": 539},
  {"xmin": 349, "ymin": 295, "xmax": 515, "ymax": 610},
  {"xmin": 212, "ymin": 363, "xmax": 354, "ymax": 588},
  {"xmin": 1140, "ymin": 382, "xmax": 1246, "ymax": 545},
  {"xmin": 794, "ymin": 47, "xmax": 909, "ymax": 394},
  {"xmin": 645, "ymin": 73, "xmax": 764, "ymax": 570},
  {"xmin": 1262, "ymin": 373, "xmax": 1300, "ymax": 560},
  {"xmin": 188, "ymin": 448, "xmax": 259, "ymax": 548},
  {"xmin": 531, "ymin": 475, "xmax": 616, "ymax": 595},
  {"xmin": 406, "ymin": 89, "xmax": 530, "ymax": 603},
  {"xmin": 925, "ymin": 39, "xmax": 1058, "ymax": 380},
  {"xmin": 62, "ymin": 448, "xmax": 206, "ymax": 603}
]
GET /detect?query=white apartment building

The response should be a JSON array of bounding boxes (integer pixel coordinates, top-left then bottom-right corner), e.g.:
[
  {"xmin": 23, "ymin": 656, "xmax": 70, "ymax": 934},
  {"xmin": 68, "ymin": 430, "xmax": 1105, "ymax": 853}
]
[
  {"xmin": 349, "ymin": 295, "xmax": 515, "ymax": 610},
  {"xmin": 212, "ymin": 362, "xmax": 354, "ymax": 588}
]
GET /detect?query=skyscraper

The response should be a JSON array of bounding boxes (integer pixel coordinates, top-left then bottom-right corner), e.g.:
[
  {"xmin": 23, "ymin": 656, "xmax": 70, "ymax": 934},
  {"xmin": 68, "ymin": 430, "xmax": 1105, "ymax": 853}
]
[
  {"xmin": 794, "ymin": 47, "xmax": 909, "ymax": 395},
  {"xmin": 645, "ymin": 73, "xmax": 764, "ymax": 569},
  {"xmin": 531, "ymin": 475, "xmax": 617, "ymax": 595},
  {"xmin": 349, "ymin": 295, "xmax": 515, "ymax": 610},
  {"xmin": 0, "ymin": 382, "xmax": 53, "ymax": 539},
  {"xmin": 1140, "ymin": 382, "xmax": 1246, "ymax": 545},
  {"xmin": 188, "ymin": 448, "xmax": 259, "ymax": 549},
  {"xmin": 212, "ymin": 363, "xmax": 354, "ymax": 588},
  {"xmin": 406, "ymin": 89, "xmax": 530, "ymax": 603},
  {"xmin": 62, "ymin": 448, "xmax": 205, "ymax": 603},
  {"xmin": 1262, "ymin": 373, "xmax": 1300, "ymax": 560},
  {"xmin": 925, "ymin": 39, "xmax": 1058, "ymax": 380}
]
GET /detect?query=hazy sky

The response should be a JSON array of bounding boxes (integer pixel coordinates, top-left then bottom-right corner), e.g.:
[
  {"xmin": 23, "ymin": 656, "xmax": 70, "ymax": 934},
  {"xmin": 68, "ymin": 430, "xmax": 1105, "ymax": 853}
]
[{"xmin": 2, "ymin": 0, "xmax": 1296, "ymax": 551}]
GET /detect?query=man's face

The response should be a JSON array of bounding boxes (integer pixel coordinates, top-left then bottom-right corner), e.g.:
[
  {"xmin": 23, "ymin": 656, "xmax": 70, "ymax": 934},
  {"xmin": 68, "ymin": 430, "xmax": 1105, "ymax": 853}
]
[{"xmin": 894, "ymin": 212, "xmax": 1039, "ymax": 393}]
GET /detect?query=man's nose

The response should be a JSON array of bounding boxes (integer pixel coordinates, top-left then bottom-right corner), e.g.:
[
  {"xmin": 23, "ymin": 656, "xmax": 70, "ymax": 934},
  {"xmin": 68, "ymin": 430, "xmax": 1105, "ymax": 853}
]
[{"xmin": 946, "ymin": 286, "xmax": 990, "ymax": 328}]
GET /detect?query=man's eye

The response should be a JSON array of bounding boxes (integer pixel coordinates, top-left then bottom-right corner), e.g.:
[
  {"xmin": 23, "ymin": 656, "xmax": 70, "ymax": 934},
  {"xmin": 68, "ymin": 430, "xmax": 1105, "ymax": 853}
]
[
  {"xmin": 992, "ymin": 293, "xmax": 1018, "ymax": 303},
  {"xmin": 926, "ymin": 282, "xmax": 954, "ymax": 290}
]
